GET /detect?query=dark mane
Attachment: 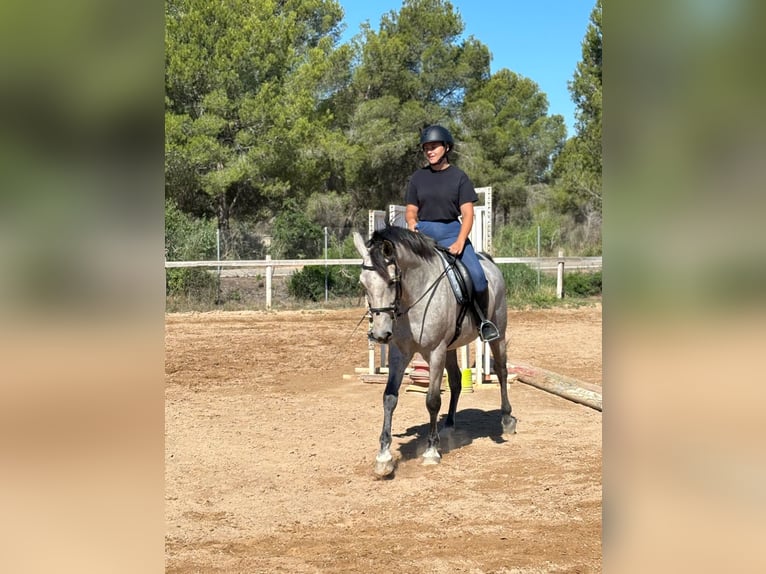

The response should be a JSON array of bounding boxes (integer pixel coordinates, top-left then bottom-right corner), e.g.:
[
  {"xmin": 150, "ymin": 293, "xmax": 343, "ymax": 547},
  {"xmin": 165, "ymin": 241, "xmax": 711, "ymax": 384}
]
[{"xmin": 368, "ymin": 226, "xmax": 437, "ymax": 276}]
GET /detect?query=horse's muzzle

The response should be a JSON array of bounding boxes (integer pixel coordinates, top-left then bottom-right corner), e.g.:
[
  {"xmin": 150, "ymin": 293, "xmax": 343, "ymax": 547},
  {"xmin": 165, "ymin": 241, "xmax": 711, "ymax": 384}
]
[{"xmin": 369, "ymin": 330, "xmax": 392, "ymax": 344}]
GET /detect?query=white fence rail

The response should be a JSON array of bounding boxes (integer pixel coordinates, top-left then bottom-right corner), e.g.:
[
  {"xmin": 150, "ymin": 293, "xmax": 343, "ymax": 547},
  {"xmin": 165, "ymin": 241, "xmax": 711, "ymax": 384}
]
[
  {"xmin": 164, "ymin": 256, "xmax": 602, "ymax": 270},
  {"xmin": 165, "ymin": 256, "xmax": 601, "ymax": 309}
]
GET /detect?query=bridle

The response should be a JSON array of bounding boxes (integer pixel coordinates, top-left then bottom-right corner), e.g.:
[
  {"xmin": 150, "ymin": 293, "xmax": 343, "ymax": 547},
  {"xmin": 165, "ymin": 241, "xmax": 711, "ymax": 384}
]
[
  {"xmin": 361, "ymin": 250, "xmax": 453, "ymax": 321},
  {"xmin": 361, "ymin": 255, "xmax": 402, "ymax": 319}
]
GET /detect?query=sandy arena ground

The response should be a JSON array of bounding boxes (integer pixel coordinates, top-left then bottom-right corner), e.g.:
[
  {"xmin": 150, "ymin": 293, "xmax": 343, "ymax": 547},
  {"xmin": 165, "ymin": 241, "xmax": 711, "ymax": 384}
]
[{"xmin": 165, "ymin": 303, "xmax": 602, "ymax": 573}]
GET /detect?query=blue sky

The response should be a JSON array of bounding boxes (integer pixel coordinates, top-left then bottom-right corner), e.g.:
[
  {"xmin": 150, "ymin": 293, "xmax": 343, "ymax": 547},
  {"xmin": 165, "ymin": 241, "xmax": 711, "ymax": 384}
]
[{"xmin": 338, "ymin": 0, "xmax": 596, "ymax": 136}]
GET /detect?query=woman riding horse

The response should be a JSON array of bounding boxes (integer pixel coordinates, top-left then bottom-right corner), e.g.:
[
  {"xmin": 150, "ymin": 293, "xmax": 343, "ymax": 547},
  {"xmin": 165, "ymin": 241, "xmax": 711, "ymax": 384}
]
[{"xmin": 404, "ymin": 125, "xmax": 500, "ymax": 342}]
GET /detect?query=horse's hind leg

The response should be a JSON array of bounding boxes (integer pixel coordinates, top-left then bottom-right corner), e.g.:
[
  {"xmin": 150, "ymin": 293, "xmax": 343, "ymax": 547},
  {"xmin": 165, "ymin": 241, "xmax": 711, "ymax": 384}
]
[
  {"xmin": 490, "ymin": 336, "xmax": 517, "ymax": 435},
  {"xmin": 375, "ymin": 345, "xmax": 413, "ymax": 477},
  {"xmin": 443, "ymin": 349, "xmax": 461, "ymax": 430}
]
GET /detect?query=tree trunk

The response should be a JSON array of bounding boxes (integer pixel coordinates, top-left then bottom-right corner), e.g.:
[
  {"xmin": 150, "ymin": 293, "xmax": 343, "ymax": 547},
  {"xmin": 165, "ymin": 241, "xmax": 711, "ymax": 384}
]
[{"xmin": 217, "ymin": 194, "xmax": 231, "ymax": 259}]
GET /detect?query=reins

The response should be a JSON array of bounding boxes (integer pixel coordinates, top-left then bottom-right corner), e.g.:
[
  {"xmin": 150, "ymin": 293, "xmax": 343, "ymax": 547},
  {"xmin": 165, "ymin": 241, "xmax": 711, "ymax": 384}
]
[
  {"xmin": 362, "ymin": 251, "xmax": 454, "ymax": 320},
  {"xmin": 395, "ymin": 264, "xmax": 452, "ymax": 317},
  {"xmin": 327, "ymin": 305, "xmax": 376, "ymax": 369}
]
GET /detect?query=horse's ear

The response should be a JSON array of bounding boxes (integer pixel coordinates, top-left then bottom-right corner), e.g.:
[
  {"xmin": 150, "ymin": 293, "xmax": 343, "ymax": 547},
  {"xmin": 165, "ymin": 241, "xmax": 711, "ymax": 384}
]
[
  {"xmin": 353, "ymin": 232, "xmax": 368, "ymax": 257},
  {"xmin": 382, "ymin": 240, "xmax": 395, "ymax": 258}
]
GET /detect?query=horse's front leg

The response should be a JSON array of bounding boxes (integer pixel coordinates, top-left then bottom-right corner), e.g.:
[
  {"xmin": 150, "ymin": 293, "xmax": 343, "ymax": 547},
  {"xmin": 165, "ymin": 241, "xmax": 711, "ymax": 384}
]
[
  {"xmin": 375, "ymin": 344, "xmax": 413, "ymax": 477},
  {"xmin": 422, "ymin": 345, "xmax": 447, "ymax": 465}
]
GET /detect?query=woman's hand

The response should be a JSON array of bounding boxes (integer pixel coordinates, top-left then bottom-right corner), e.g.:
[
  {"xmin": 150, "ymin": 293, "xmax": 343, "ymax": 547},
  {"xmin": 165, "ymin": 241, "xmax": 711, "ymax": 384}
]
[{"xmin": 448, "ymin": 237, "xmax": 466, "ymax": 255}]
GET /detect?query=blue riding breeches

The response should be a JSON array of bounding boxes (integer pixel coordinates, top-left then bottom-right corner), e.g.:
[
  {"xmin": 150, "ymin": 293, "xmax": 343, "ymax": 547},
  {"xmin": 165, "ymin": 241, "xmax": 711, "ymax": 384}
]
[{"xmin": 415, "ymin": 220, "xmax": 488, "ymax": 293}]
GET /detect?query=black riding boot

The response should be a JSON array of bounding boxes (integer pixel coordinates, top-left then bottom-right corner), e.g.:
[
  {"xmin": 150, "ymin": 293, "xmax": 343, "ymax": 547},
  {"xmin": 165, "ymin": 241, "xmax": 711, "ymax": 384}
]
[{"xmin": 473, "ymin": 289, "xmax": 500, "ymax": 342}]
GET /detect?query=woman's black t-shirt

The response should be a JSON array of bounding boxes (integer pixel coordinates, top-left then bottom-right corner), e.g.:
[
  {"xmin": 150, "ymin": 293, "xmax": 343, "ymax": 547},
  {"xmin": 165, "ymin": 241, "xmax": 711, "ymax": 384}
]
[{"xmin": 404, "ymin": 165, "xmax": 478, "ymax": 222}]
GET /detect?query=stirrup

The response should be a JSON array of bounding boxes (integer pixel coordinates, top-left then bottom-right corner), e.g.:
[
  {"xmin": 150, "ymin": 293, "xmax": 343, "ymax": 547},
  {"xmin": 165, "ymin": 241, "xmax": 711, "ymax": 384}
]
[{"xmin": 479, "ymin": 320, "xmax": 500, "ymax": 342}]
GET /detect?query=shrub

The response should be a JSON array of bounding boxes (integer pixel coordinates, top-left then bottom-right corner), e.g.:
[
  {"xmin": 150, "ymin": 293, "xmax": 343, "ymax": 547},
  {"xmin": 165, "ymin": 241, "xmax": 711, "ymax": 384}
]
[
  {"xmin": 494, "ymin": 216, "xmax": 565, "ymax": 257},
  {"xmin": 165, "ymin": 199, "xmax": 216, "ymax": 261},
  {"xmin": 271, "ymin": 202, "xmax": 323, "ymax": 259},
  {"xmin": 330, "ymin": 265, "xmax": 363, "ymax": 297},
  {"xmin": 500, "ymin": 264, "xmax": 545, "ymax": 298},
  {"xmin": 165, "ymin": 200, "xmax": 219, "ymax": 303},
  {"xmin": 564, "ymin": 270, "xmax": 602, "ymax": 297},
  {"xmin": 288, "ymin": 265, "xmax": 361, "ymax": 301},
  {"xmin": 166, "ymin": 268, "xmax": 217, "ymax": 299}
]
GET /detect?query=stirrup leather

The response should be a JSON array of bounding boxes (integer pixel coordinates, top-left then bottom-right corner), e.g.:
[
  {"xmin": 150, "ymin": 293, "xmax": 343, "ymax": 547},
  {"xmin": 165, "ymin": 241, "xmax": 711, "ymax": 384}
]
[{"xmin": 472, "ymin": 294, "xmax": 500, "ymax": 342}]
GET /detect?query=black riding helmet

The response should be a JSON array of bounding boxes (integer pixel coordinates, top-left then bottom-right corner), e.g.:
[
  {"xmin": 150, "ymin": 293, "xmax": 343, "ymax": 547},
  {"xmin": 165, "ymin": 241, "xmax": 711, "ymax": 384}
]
[{"xmin": 420, "ymin": 125, "xmax": 454, "ymax": 153}]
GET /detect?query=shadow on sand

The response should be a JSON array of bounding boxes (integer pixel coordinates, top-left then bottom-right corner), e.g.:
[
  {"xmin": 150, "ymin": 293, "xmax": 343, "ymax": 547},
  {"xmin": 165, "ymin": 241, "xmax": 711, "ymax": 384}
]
[{"xmin": 393, "ymin": 408, "xmax": 513, "ymax": 463}]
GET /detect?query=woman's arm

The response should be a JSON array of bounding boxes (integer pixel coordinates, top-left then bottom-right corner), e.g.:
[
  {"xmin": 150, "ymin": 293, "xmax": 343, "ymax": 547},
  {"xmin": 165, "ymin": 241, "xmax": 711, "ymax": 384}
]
[
  {"xmin": 449, "ymin": 202, "xmax": 474, "ymax": 255},
  {"xmin": 405, "ymin": 204, "xmax": 419, "ymax": 232}
]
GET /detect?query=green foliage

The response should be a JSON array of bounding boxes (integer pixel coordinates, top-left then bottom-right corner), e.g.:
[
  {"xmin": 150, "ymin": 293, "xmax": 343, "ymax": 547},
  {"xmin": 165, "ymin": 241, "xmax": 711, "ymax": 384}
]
[
  {"xmin": 305, "ymin": 192, "xmax": 352, "ymax": 232},
  {"xmin": 352, "ymin": 0, "xmax": 487, "ymax": 104},
  {"xmin": 331, "ymin": 265, "xmax": 362, "ymax": 296},
  {"xmin": 499, "ymin": 264, "xmax": 556, "ymax": 305},
  {"xmin": 499, "ymin": 264, "xmax": 600, "ymax": 306},
  {"xmin": 271, "ymin": 202, "xmax": 323, "ymax": 259},
  {"xmin": 164, "ymin": 0, "xmax": 601, "ymax": 269},
  {"xmin": 288, "ymin": 265, "xmax": 360, "ymax": 301},
  {"xmin": 461, "ymin": 70, "xmax": 566, "ymax": 224},
  {"xmin": 564, "ymin": 270, "xmax": 602, "ymax": 297},
  {"xmin": 343, "ymin": 0, "xmax": 493, "ymax": 209},
  {"xmin": 494, "ymin": 215, "xmax": 565, "ymax": 257},
  {"xmin": 227, "ymin": 217, "xmax": 267, "ymax": 259},
  {"xmin": 165, "ymin": 0, "xmax": 347, "ymax": 246},
  {"xmin": 288, "ymin": 266, "xmax": 325, "ymax": 301},
  {"xmin": 327, "ymin": 233, "xmax": 361, "ymax": 259},
  {"xmin": 165, "ymin": 199, "xmax": 217, "ymax": 260},
  {"xmin": 552, "ymin": 0, "xmax": 602, "ymax": 223},
  {"xmin": 166, "ymin": 268, "xmax": 218, "ymax": 300},
  {"xmin": 165, "ymin": 199, "xmax": 219, "ymax": 301}
]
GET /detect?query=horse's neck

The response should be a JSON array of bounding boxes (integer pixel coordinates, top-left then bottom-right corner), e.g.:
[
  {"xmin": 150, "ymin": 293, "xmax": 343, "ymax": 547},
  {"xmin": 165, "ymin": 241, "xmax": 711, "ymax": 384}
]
[{"xmin": 399, "ymin": 256, "xmax": 442, "ymax": 305}]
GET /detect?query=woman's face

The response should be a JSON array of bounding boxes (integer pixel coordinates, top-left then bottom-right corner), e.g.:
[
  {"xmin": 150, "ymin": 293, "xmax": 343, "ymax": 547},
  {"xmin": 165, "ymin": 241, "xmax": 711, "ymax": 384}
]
[{"xmin": 422, "ymin": 141, "xmax": 446, "ymax": 165}]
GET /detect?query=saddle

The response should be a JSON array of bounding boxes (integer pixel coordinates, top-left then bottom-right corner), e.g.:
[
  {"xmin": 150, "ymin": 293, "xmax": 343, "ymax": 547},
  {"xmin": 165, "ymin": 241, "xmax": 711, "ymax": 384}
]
[
  {"xmin": 433, "ymin": 246, "xmax": 489, "ymax": 345},
  {"xmin": 433, "ymin": 247, "xmax": 475, "ymax": 305}
]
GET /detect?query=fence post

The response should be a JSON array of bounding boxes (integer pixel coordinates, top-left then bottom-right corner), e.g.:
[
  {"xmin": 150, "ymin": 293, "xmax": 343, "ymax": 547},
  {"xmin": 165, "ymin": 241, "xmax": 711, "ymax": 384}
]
[
  {"xmin": 556, "ymin": 250, "xmax": 565, "ymax": 299},
  {"xmin": 215, "ymin": 228, "xmax": 222, "ymax": 304},
  {"xmin": 266, "ymin": 254, "xmax": 273, "ymax": 309}
]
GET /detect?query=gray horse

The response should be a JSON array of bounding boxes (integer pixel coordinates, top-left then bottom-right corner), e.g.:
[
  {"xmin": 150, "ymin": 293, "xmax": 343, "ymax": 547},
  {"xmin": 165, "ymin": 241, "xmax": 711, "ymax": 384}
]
[{"xmin": 354, "ymin": 226, "xmax": 517, "ymax": 477}]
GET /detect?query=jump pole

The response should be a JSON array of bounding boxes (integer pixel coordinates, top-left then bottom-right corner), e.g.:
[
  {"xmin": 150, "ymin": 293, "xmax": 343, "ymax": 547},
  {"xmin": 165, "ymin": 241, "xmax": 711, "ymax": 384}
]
[{"xmin": 508, "ymin": 361, "xmax": 602, "ymax": 411}]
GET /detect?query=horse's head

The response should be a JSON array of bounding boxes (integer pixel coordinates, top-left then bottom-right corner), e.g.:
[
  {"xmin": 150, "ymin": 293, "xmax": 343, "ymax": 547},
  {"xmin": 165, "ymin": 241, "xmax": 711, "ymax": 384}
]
[{"xmin": 354, "ymin": 231, "xmax": 400, "ymax": 343}]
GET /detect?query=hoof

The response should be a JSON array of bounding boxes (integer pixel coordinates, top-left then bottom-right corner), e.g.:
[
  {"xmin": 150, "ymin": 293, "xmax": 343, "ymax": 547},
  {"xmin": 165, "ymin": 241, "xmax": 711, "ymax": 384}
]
[
  {"xmin": 374, "ymin": 452, "xmax": 395, "ymax": 477},
  {"xmin": 502, "ymin": 414, "xmax": 518, "ymax": 435},
  {"xmin": 374, "ymin": 460, "xmax": 395, "ymax": 477},
  {"xmin": 421, "ymin": 447, "xmax": 441, "ymax": 466}
]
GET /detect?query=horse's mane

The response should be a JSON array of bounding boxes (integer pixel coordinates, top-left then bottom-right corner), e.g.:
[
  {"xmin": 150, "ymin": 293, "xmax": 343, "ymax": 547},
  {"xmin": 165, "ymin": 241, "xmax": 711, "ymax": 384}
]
[{"xmin": 368, "ymin": 226, "xmax": 437, "ymax": 276}]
